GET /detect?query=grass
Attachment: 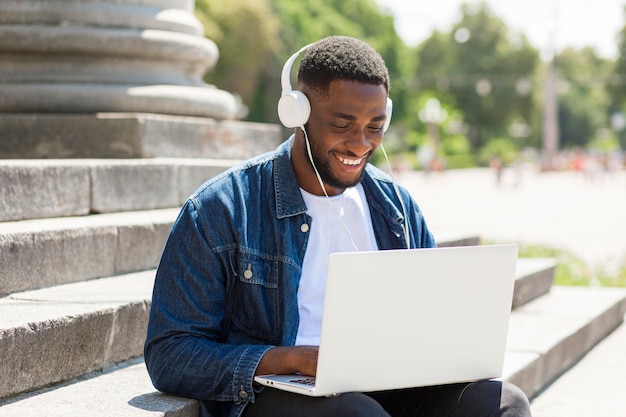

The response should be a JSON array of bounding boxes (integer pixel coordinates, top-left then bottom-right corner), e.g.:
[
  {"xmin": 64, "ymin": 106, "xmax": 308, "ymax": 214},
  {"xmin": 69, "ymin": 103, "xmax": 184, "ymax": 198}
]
[{"xmin": 495, "ymin": 242, "xmax": 626, "ymax": 287}]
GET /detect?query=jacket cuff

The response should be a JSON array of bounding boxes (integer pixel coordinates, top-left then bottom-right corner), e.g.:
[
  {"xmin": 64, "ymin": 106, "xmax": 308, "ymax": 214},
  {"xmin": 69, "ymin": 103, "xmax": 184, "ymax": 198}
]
[{"xmin": 232, "ymin": 344, "xmax": 274, "ymax": 404}]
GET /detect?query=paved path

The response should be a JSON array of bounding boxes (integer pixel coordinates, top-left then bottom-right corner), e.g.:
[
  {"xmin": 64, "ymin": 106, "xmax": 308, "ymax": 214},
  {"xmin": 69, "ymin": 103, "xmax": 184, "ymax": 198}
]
[
  {"xmin": 529, "ymin": 319, "xmax": 626, "ymax": 416},
  {"xmin": 397, "ymin": 166, "xmax": 626, "ymax": 272}
]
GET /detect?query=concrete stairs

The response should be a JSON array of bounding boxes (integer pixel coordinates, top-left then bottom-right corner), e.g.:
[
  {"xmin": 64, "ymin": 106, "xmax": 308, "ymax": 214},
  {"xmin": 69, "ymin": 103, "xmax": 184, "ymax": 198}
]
[
  {"xmin": 530, "ymin": 313, "xmax": 626, "ymax": 416},
  {"xmin": 1, "ymin": 159, "xmax": 625, "ymax": 416}
]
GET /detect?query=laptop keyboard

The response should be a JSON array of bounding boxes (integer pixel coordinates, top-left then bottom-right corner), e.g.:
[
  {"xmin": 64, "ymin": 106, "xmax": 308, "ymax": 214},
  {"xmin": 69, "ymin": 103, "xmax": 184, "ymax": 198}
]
[{"xmin": 289, "ymin": 377, "xmax": 316, "ymax": 386}]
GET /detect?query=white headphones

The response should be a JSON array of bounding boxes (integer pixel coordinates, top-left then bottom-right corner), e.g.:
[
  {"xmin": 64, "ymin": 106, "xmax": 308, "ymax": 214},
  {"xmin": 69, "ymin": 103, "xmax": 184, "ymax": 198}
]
[{"xmin": 277, "ymin": 43, "xmax": 393, "ymax": 132}]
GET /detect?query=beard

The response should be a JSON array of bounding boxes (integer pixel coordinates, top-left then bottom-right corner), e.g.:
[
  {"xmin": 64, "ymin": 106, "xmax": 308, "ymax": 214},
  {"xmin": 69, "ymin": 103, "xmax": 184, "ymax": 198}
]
[{"xmin": 303, "ymin": 135, "xmax": 368, "ymax": 190}]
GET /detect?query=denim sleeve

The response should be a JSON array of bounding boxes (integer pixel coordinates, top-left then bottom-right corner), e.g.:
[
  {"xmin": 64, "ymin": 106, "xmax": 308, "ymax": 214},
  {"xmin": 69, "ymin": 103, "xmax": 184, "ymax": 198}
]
[{"xmin": 144, "ymin": 200, "xmax": 273, "ymax": 403}]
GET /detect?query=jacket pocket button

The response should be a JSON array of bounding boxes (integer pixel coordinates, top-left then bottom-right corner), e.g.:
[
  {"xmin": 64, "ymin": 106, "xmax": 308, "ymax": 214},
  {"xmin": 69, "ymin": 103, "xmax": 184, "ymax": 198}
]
[
  {"xmin": 300, "ymin": 223, "xmax": 309, "ymax": 233},
  {"xmin": 244, "ymin": 263, "xmax": 253, "ymax": 279}
]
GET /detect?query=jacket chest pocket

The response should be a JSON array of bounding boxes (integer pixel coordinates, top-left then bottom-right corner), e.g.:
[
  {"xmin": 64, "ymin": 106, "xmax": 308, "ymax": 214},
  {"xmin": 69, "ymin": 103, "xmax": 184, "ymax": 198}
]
[{"xmin": 228, "ymin": 253, "xmax": 281, "ymax": 343}]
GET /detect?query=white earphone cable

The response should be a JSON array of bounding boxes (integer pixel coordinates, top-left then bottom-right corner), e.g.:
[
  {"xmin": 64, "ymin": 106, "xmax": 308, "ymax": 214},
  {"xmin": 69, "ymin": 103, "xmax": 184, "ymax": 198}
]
[
  {"xmin": 301, "ymin": 126, "xmax": 410, "ymax": 250},
  {"xmin": 302, "ymin": 126, "xmax": 360, "ymax": 252},
  {"xmin": 379, "ymin": 144, "xmax": 411, "ymax": 249}
]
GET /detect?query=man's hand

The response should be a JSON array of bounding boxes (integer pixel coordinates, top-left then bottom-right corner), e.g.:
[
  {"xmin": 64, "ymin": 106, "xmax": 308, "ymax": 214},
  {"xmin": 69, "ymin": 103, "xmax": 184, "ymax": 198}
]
[{"xmin": 255, "ymin": 345, "xmax": 319, "ymax": 376}]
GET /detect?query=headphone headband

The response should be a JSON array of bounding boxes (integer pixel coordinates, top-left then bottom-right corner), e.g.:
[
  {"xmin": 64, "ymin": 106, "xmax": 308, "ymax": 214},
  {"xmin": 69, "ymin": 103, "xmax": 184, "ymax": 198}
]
[
  {"xmin": 277, "ymin": 43, "xmax": 392, "ymax": 131},
  {"xmin": 280, "ymin": 43, "xmax": 313, "ymax": 93}
]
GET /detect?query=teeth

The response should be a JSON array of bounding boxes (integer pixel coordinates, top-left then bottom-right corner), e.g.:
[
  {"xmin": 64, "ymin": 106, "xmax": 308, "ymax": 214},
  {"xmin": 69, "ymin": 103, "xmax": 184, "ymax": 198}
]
[{"xmin": 338, "ymin": 156, "xmax": 363, "ymax": 166}]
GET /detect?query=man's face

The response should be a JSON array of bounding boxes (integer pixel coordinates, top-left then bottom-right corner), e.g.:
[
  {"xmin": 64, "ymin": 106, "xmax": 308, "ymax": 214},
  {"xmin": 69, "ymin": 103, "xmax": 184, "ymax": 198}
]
[{"xmin": 295, "ymin": 79, "xmax": 388, "ymax": 196}]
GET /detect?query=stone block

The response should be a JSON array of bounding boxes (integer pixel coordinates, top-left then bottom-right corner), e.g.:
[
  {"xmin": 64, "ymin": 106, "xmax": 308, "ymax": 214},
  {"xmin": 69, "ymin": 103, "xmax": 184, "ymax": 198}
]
[
  {"xmin": 0, "ymin": 160, "xmax": 90, "ymax": 221},
  {"xmin": 0, "ymin": 113, "xmax": 281, "ymax": 159},
  {"xmin": 90, "ymin": 161, "xmax": 180, "ymax": 213},
  {"xmin": 0, "ymin": 302, "xmax": 117, "ymax": 399},
  {"xmin": 176, "ymin": 159, "xmax": 235, "ymax": 201},
  {"xmin": 0, "ymin": 270, "xmax": 155, "ymax": 400},
  {"xmin": 107, "ymin": 301, "xmax": 152, "ymax": 365},
  {"xmin": 0, "ymin": 361, "xmax": 198, "ymax": 417},
  {"xmin": 0, "ymin": 209, "xmax": 178, "ymax": 295},
  {"xmin": 0, "ymin": 223, "xmax": 118, "ymax": 295},
  {"xmin": 204, "ymin": 119, "xmax": 283, "ymax": 160},
  {"xmin": 138, "ymin": 116, "xmax": 281, "ymax": 160},
  {"xmin": 115, "ymin": 221, "xmax": 172, "ymax": 274},
  {"xmin": 512, "ymin": 258, "xmax": 556, "ymax": 308},
  {"xmin": 504, "ymin": 286, "xmax": 626, "ymax": 398},
  {"xmin": 0, "ymin": 113, "xmax": 145, "ymax": 158},
  {"xmin": 434, "ymin": 230, "xmax": 480, "ymax": 247}
]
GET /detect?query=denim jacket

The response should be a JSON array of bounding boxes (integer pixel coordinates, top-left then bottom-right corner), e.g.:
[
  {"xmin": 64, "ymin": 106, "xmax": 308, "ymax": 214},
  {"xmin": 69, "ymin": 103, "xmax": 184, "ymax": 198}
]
[{"xmin": 144, "ymin": 136, "xmax": 436, "ymax": 417}]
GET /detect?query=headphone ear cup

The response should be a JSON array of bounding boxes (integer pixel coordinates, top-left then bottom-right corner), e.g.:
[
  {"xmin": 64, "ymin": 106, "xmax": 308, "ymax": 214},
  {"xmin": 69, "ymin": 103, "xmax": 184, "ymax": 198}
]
[
  {"xmin": 278, "ymin": 90, "xmax": 311, "ymax": 128},
  {"xmin": 383, "ymin": 97, "xmax": 393, "ymax": 133}
]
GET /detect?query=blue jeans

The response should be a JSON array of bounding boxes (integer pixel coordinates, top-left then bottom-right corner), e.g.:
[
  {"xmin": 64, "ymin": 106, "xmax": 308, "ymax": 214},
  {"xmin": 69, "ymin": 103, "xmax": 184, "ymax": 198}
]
[{"xmin": 242, "ymin": 380, "xmax": 531, "ymax": 417}]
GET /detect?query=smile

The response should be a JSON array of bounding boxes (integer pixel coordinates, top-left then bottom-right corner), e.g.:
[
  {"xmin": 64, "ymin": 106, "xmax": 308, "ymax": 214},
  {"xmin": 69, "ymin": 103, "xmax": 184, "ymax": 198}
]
[{"xmin": 336, "ymin": 154, "xmax": 365, "ymax": 166}]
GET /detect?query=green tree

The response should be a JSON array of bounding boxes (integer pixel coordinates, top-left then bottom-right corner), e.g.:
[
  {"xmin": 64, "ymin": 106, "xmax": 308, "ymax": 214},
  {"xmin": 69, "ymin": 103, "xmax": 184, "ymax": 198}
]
[
  {"xmin": 448, "ymin": 3, "xmax": 539, "ymax": 149},
  {"xmin": 556, "ymin": 47, "xmax": 612, "ymax": 148},
  {"xmin": 195, "ymin": 0, "xmax": 279, "ymax": 118},
  {"xmin": 609, "ymin": 6, "xmax": 626, "ymax": 147},
  {"xmin": 415, "ymin": 2, "xmax": 539, "ymax": 151},
  {"xmin": 265, "ymin": 0, "xmax": 414, "ymax": 125},
  {"xmin": 610, "ymin": 5, "xmax": 626, "ymax": 106},
  {"xmin": 196, "ymin": 0, "xmax": 414, "ymax": 124}
]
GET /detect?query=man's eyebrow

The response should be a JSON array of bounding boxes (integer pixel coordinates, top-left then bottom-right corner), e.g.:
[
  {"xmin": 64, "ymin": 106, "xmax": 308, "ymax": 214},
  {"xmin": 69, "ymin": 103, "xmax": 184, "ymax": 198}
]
[
  {"xmin": 332, "ymin": 112, "xmax": 387, "ymax": 122},
  {"xmin": 332, "ymin": 112, "xmax": 356, "ymax": 121}
]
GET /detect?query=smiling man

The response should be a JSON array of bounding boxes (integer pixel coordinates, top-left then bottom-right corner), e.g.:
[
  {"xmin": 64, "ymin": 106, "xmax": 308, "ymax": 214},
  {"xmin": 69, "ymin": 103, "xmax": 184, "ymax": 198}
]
[
  {"xmin": 144, "ymin": 36, "xmax": 532, "ymax": 417},
  {"xmin": 291, "ymin": 78, "xmax": 387, "ymax": 195}
]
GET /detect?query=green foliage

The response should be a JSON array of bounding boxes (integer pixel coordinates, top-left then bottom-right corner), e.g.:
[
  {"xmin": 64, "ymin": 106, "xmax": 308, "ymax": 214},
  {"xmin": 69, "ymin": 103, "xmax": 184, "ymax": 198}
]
[
  {"xmin": 588, "ymin": 130, "xmax": 621, "ymax": 153},
  {"xmin": 556, "ymin": 47, "xmax": 613, "ymax": 149},
  {"xmin": 442, "ymin": 154, "xmax": 476, "ymax": 169},
  {"xmin": 610, "ymin": 6, "xmax": 626, "ymax": 108},
  {"xmin": 438, "ymin": 3, "xmax": 540, "ymax": 149},
  {"xmin": 517, "ymin": 244, "xmax": 592, "ymax": 286},
  {"xmin": 478, "ymin": 137, "xmax": 519, "ymax": 165},
  {"xmin": 440, "ymin": 135, "xmax": 475, "ymax": 168},
  {"xmin": 441, "ymin": 134, "xmax": 471, "ymax": 155},
  {"xmin": 266, "ymin": 0, "xmax": 413, "ymax": 124},
  {"xmin": 516, "ymin": 243, "xmax": 626, "ymax": 288},
  {"xmin": 195, "ymin": 0, "xmax": 279, "ymax": 114},
  {"xmin": 193, "ymin": 0, "xmax": 626, "ymax": 160}
]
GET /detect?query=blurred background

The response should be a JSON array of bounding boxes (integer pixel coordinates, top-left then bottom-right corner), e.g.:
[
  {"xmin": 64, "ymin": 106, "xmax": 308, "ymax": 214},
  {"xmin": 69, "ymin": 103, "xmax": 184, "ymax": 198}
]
[
  {"xmin": 194, "ymin": 0, "xmax": 626, "ymax": 286},
  {"xmin": 196, "ymin": 0, "xmax": 626, "ymax": 172}
]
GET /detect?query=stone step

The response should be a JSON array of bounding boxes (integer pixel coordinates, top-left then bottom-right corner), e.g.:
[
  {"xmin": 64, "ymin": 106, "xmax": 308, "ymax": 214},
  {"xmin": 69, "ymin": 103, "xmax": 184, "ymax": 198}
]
[
  {"xmin": 0, "ymin": 208, "xmax": 179, "ymax": 295},
  {"xmin": 0, "ymin": 257, "xmax": 551, "ymax": 401},
  {"xmin": 512, "ymin": 257, "xmax": 556, "ymax": 308},
  {"xmin": 529, "ymin": 315, "xmax": 626, "ymax": 416},
  {"xmin": 2, "ymin": 284, "xmax": 623, "ymax": 416},
  {"xmin": 0, "ymin": 270, "xmax": 155, "ymax": 400},
  {"xmin": 0, "ymin": 114, "xmax": 282, "ymax": 159},
  {"xmin": 433, "ymin": 230, "xmax": 480, "ymax": 247},
  {"xmin": 0, "ymin": 359, "xmax": 198, "ymax": 417},
  {"xmin": 503, "ymin": 285, "xmax": 626, "ymax": 399},
  {"xmin": 0, "ymin": 157, "xmax": 236, "ymax": 222},
  {"xmin": 0, "ymin": 206, "xmax": 483, "ymax": 296}
]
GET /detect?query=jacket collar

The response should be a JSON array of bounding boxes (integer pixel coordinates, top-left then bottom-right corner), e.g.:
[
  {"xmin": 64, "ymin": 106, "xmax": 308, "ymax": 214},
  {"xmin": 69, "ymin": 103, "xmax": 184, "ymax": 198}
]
[{"xmin": 273, "ymin": 136, "xmax": 308, "ymax": 219}]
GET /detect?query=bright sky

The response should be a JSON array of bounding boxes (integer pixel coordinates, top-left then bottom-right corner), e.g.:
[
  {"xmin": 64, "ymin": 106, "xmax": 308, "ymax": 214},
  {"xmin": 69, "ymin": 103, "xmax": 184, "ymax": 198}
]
[{"xmin": 375, "ymin": 0, "xmax": 626, "ymax": 59}]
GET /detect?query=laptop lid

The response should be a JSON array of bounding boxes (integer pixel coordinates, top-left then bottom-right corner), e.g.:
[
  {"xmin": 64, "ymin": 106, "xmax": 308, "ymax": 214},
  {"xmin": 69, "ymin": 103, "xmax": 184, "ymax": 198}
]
[{"xmin": 255, "ymin": 244, "xmax": 518, "ymax": 397}]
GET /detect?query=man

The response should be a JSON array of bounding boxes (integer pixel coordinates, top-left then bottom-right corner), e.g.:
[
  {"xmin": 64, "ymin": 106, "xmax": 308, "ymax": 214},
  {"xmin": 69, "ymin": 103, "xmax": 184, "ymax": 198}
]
[{"xmin": 144, "ymin": 36, "xmax": 532, "ymax": 417}]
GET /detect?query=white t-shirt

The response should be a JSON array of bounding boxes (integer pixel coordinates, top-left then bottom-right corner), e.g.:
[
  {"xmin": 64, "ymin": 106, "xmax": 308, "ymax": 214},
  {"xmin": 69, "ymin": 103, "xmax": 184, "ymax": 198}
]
[{"xmin": 295, "ymin": 183, "xmax": 378, "ymax": 346}]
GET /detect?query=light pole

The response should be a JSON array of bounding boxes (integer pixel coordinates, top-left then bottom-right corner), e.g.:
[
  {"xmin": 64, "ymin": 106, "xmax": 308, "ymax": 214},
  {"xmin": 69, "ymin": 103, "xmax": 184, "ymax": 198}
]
[{"xmin": 418, "ymin": 98, "xmax": 448, "ymax": 171}]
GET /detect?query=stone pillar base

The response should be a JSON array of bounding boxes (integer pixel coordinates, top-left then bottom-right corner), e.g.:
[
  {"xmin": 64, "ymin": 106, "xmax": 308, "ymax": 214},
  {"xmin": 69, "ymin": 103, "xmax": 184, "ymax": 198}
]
[
  {"xmin": 0, "ymin": 84, "xmax": 242, "ymax": 119},
  {"xmin": 0, "ymin": 113, "xmax": 282, "ymax": 159}
]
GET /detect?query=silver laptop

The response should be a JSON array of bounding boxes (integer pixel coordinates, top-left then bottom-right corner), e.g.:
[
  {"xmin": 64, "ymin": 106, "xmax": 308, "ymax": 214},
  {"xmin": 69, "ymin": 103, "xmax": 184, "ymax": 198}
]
[{"xmin": 254, "ymin": 244, "xmax": 518, "ymax": 397}]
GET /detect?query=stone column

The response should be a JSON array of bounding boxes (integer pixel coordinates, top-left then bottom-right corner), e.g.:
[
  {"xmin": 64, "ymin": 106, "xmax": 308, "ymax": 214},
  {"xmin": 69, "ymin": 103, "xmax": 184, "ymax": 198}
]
[{"xmin": 0, "ymin": 0, "xmax": 278, "ymax": 158}]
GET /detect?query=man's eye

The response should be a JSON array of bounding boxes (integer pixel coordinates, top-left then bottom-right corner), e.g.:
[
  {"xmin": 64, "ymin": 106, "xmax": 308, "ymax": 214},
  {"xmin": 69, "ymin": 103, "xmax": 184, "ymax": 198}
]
[{"xmin": 332, "ymin": 124, "xmax": 349, "ymax": 129}]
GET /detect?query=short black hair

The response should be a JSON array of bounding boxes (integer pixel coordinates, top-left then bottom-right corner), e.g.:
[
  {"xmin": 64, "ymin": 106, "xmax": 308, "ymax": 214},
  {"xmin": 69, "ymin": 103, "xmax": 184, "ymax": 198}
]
[{"xmin": 297, "ymin": 36, "xmax": 389, "ymax": 98}]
